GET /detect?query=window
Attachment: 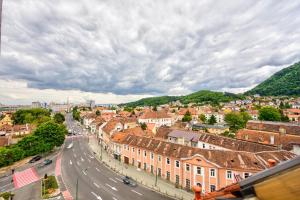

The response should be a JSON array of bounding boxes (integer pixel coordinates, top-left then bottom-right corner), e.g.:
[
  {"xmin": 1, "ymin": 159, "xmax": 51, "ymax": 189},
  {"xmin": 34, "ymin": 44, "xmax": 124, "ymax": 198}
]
[
  {"xmin": 202, "ymin": 143, "xmax": 205, "ymax": 148},
  {"xmin": 175, "ymin": 160, "xmax": 180, "ymax": 168},
  {"xmin": 175, "ymin": 175, "xmax": 180, "ymax": 184},
  {"xmin": 143, "ymin": 163, "xmax": 147, "ymax": 170},
  {"xmin": 227, "ymin": 171, "xmax": 232, "ymax": 179},
  {"xmin": 151, "ymin": 152, "xmax": 154, "ymax": 160},
  {"xmin": 197, "ymin": 167, "xmax": 201, "ymax": 175},
  {"xmin": 127, "ymin": 146, "xmax": 129, "ymax": 150},
  {"xmin": 210, "ymin": 169, "xmax": 215, "ymax": 177},
  {"xmin": 138, "ymin": 149, "xmax": 141, "ymax": 155},
  {"xmin": 186, "ymin": 164, "xmax": 190, "ymax": 171},
  {"xmin": 144, "ymin": 150, "xmax": 147, "ymax": 157},
  {"xmin": 132, "ymin": 147, "xmax": 135, "ymax": 152},
  {"xmin": 244, "ymin": 172, "xmax": 250, "ymax": 179},
  {"xmin": 158, "ymin": 155, "xmax": 161, "ymax": 161},
  {"xmin": 185, "ymin": 179, "xmax": 190, "ymax": 190},
  {"xmin": 166, "ymin": 171, "xmax": 170, "ymax": 180},
  {"xmin": 210, "ymin": 185, "xmax": 216, "ymax": 192},
  {"xmin": 196, "ymin": 183, "xmax": 202, "ymax": 187},
  {"xmin": 150, "ymin": 165, "xmax": 154, "ymax": 173},
  {"xmin": 166, "ymin": 157, "xmax": 170, "ymax": 164}
]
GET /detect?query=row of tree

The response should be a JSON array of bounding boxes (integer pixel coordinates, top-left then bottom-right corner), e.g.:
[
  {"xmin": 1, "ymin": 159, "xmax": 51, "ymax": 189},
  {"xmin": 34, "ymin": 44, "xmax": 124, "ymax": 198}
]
[{"xmin": 0, "ymin": 109, "xmax": 67, "ymax": 168}]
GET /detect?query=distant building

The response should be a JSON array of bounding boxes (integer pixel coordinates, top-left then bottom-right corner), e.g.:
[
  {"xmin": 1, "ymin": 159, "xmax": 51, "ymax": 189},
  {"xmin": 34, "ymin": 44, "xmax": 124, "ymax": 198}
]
[
  {"xmin": 31, "ymin": 101, "xmax": 41, "ymax": 108},
  {"xmin": 86, "ymin": 100, "xmax": 95, "ymax": 108},
  {"xmin": 192, "ymin": 123, "xmax": 229, "ymax": 134}
]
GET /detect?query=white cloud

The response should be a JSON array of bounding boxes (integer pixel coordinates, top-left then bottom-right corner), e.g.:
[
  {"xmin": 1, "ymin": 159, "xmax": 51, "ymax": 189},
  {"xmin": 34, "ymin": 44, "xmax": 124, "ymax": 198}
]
[{"xmin": 1, "ymin": 0, "xmax": 300, "ymax": 104}]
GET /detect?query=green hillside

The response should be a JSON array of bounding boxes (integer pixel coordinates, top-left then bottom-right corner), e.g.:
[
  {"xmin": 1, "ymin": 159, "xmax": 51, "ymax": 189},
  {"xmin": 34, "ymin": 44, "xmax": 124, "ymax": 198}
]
[
  {"xmin": 246, "ymin": 62, "xmax": 300, "ymax": 96},
  {"xmin": 122, "ymin": 90, "xmax": 244, "ymax": 107}
]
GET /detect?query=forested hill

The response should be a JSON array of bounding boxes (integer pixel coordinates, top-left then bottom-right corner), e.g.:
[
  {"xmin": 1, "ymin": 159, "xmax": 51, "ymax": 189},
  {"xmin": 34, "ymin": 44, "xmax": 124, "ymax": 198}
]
[
  {"xmin": 122, "ymin": 90, "xmax": 244, "ymax": 107},
  {"xmin": 245, "ymin": 62, "xmax": 300, "ymax": 96}
]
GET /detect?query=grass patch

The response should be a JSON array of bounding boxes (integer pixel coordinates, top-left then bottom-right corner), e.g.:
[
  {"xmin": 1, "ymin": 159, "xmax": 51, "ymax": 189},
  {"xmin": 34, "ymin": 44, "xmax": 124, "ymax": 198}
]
[
  {"xmin": 42, "ymin": 175, "xmax": 59, "ymax": 199},
  {"xmin": 0, "ymin": 192, "xmax": 14, "ymax": 200}
]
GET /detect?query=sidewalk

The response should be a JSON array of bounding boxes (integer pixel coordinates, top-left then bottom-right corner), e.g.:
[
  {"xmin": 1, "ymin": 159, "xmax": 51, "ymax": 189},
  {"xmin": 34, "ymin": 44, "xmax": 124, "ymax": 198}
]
[{"xmin": 88, "ymin": 135, "xmax": 194, "ymax": 200}]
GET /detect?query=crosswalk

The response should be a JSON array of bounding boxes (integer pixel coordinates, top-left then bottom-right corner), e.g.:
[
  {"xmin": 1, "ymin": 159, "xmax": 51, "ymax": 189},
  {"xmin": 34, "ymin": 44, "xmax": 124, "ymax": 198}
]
[
  {"xmin": 13, "ymin": 167, "xmax": 39, "ymax": 189},
  {"xmin": 62, "ymin": 190, "xmax": 73, "ymax": 200},
  {"xmin": 67, "ymin": 135, "xmax": 83, "ymax": 139}
]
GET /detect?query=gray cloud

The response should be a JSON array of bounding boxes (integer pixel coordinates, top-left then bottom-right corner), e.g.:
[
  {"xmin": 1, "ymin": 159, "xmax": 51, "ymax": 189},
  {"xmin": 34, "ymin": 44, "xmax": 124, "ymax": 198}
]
[{"xmin": 1, "ymin": 0, "xmax": 300, "ymax": 96}]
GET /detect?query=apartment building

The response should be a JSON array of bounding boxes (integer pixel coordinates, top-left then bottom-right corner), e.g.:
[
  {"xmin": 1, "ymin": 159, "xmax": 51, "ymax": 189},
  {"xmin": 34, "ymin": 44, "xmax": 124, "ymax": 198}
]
[
  {"xmin": 114, "ymin": 135, "xmax": 295, "ymax": 193},
  {"xmin": 138, "ymin": 110, "xmax": 172, "ymax": 127}
]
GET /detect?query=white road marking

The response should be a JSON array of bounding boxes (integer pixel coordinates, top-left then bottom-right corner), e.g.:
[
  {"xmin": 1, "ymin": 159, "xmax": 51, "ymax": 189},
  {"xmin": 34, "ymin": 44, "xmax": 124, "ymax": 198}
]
[
  {"xmin": 95, "ymin": 168, "xmax": 100, "ymax": 172},
  {"xmin": 131, "ymin": 190, "xmax": 142, "ymax": 196},
  {"xmin": 91, "ymin": 191, "xmax": 102, "ymax": 200},
  {"xmin": 109, "ymin": 178, "xmax": 117, "ymax": 183},
  {"xmin": 0, "ymin": 182, "xmax": 13, "ymax": 190},
  {"xmin": 105, "ymin": 183, "xmax": 118, "ymax": 191},
  {"xmin": 77, "ymin": 161, "xmax": 80, "ymax": 166},
  {"xmin": 70, "ymin": 160, "xmax": 72, "ymax": 165},
  {"xmin": 93, "ymin": 182, "xmax": 100, "ymax": 188},
  {"xmin": 0, "ymin": 176, "xmax": 10, "ymax": 182},
  {"xmin": 82, "ymin": 170, "xmax": 87, "ymax": 175},
  {"xmin": 115, "ymin": 178, "xmax": 122, "ymax": 182},
  {"xmin": 89, "ymin": 155, "xmax": 94, "ymax": 159},
  {"xmin": 81, "ymin": 157, "xmax": 85, "ymax": 162},
  {"xmin": 112, "ymin": 197, "xmax": 118, "ymax": 200}
]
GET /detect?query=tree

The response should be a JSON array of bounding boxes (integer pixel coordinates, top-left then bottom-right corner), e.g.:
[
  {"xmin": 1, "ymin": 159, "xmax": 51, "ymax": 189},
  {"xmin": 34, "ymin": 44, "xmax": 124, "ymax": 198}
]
[
  {"xmin": 33, "ymin": 121, "xmax": 66, "ymax": 148},
  {"xmin": 198, "ymin": 114, "xmax": 206, "ymax": 123},
  {"xmin": 152, "ymin": 106, "xmax": 157, "ymax": 111},
  {"xmin": 95, "ymin": 110, "xmax": 101, "ymax": 116},
  {"xmin": 54, "ymin": 113, "xmax": 65, "ymax": 124},
  {"xmin": 225, "ymin": 112, "xmax": 246, "ymax": 132},
  {"xmin": 208, "ymin": 115, "xmax": 217, "ymax": 125},
  {"xmin": 182, "ymin": 111, "xmax": 192, "ymax": 122},
  {"xmin": 12, "ymin": 108, "xmax": 51, "ymax": 124},
  {"xmin": 141, "ymin": 123, "xmax": 147, "ymax": 130},
  {"xmin": 258, "ymin": 106, "xmax": 281, "ymax": 121},
  {"xmin": 72, "ymin": 107, "xmax": 80, "ymax": 121}
]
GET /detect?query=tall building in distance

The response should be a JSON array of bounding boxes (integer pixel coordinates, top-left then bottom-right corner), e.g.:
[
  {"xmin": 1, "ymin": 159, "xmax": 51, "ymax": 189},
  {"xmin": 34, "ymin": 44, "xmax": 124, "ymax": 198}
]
[
  {"xmin": 31, "ymin": 101, "xmax": 41, "ymax": 108},
  {"xmin": 86, "ymin": 100, "xmax": 95, "ymax": 108}
]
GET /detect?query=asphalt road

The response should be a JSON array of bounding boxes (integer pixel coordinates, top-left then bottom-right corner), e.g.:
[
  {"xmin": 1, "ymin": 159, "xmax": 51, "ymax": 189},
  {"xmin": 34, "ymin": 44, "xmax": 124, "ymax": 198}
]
[{"xmin": 63, "ymin": 114, "xmax": 173, "ymax": 200}]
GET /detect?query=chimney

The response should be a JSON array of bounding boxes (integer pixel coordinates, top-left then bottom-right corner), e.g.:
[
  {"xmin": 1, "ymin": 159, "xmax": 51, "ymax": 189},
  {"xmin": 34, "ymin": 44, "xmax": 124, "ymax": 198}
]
[
  {"xmin": 193, "ymin": 185, "xmax": 202, "ymax": 200},
  {"xmin": 267, "ymin": 159, "xmax": 276, "ymax": 168}
]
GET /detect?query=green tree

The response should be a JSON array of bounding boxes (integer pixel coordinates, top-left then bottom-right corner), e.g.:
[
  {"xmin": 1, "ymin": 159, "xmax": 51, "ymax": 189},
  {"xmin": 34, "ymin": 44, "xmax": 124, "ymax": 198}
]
[
  {"xmin": 225, "ymin": 112, "xmax": 247, "ymax": 132},
  {"xmin": 13, "ymin": 108, "xmax": 51, "ymax": 124},
  {"xmin": 182, "ymin": 111, "xmax": 192, "ymax": 122},
  {"xmin": 141, "ymin": 123, "xmax": 147, "ymax": 130},
  {"xmin": 54, "ymin": 113, "xmax": 65, "ymax": 124},
  {"xmin": 208, "ymin": 115, "xmax": 217, "ymax": 125},
  {"xmin": 95, "ymin": 110, "xmax": 101, "ymax": 116},
  {"xmin": 72, "ymin": 107, "xmax": 80, "ymax": 121},
  {"xmin": 198, "ymin": 114, "xmax": 206, "ymax": 123},
  {"xmin": 258, "ymin": 106, "xmax": 281, "ymax": 121},
  {"xmin": 34, "ymin": 121, "xmax": 66, "ymax": 148}
]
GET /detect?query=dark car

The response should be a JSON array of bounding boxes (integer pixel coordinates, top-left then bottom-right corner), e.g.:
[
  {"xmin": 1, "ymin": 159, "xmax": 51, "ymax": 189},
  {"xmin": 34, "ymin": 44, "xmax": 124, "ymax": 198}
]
[
  {"xmin": 38, "ymin": 159, "xmax": 52, "ymax": 168},
  {"xmin": 29, "ymin": 155, "xmax": 42, "ymax": 163},
  {"xmin": 122, "ymin": 176, "xmax": 137, "ymax": 187}
]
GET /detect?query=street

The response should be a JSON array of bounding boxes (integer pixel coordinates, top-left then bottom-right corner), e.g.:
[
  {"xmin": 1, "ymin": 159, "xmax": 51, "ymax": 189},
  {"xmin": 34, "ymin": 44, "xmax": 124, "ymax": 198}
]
[{"xmin": 62, "ymin": 114, "xmax": 173, "ymax": 200}]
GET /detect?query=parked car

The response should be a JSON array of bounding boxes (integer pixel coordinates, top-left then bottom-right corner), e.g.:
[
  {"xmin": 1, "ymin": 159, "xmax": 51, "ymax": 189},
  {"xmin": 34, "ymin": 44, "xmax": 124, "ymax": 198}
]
[
  {"xmin": 29, "ymin": 155, "xmax": 42, "ymax": 163},
  {"xmin": 122, "ymin": 176, "xmax": 137, "ymax": 187},
  {"xmin": 38, "ymin": 159, "xmax": 52, "ymax": 168}
]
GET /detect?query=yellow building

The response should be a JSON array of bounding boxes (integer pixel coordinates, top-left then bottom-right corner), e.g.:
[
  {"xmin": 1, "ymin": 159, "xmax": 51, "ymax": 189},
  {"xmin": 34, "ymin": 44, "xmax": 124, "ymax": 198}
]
[{"xmin": 0, "ymin": 114, "xmax": 13, "ymax": 127}]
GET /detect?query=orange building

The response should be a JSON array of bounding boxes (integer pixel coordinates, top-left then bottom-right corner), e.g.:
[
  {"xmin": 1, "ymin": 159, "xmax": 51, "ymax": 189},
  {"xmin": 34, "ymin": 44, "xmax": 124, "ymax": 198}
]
[{"xmin": 115, "ymin": 135, "xmax": 295, "ymax": 193}]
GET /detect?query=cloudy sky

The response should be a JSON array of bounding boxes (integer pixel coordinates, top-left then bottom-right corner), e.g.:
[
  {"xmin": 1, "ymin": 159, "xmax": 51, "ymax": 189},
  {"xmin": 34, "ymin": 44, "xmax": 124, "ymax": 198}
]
[{"xmin": 1, "ymin": 0, "xmax": 300, "ymax": 105}]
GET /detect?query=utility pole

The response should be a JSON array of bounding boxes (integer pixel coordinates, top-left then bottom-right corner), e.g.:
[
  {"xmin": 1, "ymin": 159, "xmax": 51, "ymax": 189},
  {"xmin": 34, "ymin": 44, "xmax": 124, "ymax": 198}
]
[
  {"xmin": 155, "ymin": 155, "xmax": 159, "ymax": 187},
  {"xmin": 75, "ymin": 177, "xmax": 78, "ymax": 200}
]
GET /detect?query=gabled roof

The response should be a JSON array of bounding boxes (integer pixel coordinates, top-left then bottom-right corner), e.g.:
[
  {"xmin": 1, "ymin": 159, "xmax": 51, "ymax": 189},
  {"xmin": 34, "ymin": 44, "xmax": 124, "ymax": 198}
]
[
  {"xmin": 117, "ymin": 135, "xmax": 295, "ymax": 171},
  {"xmin": 139, "ymin": 111, "xmax": 171, "ymax": 119}
]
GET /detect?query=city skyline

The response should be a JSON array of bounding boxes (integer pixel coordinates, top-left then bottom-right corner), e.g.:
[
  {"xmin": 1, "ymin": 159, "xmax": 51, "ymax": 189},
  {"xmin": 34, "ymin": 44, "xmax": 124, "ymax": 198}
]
[{"xmin": 1, "ymin": 0, "xmax": 300, "ymax": 104}]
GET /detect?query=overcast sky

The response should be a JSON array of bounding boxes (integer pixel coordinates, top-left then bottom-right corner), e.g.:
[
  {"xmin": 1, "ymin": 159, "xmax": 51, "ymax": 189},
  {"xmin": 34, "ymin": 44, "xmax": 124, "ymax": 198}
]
[{"xmin": 1, "ymin": 0, "xmax": 300, "ymax": 105}]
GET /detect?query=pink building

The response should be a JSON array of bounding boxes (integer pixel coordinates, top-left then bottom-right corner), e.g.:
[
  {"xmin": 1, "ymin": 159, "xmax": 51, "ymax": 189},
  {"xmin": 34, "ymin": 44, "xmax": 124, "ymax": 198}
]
[{"xmin": 115, "ymin": 135, "xmax": 295, "ymax": 193}]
